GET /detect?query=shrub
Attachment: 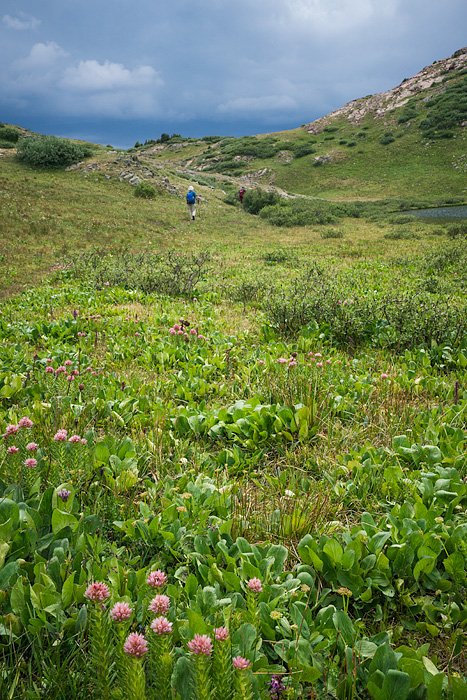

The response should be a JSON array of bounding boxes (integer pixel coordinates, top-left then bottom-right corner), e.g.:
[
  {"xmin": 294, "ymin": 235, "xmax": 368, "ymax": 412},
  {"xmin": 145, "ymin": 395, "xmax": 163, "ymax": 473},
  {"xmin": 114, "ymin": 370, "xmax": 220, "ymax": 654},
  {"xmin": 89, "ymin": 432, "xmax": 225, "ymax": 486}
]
[
  {"xmin": 292, "ymin": 142, "xmax": 316, "ymax": 158},
  {"xmin": 447, "ymin": 221, "xmax": 467, "ymax": 238},
  {"xmin": 380, "ymin": 133, "xmax": 395, "ymax": 145},
  {"xmin": 259, "ymin": 200, "xmax": 339, "ymax": 227},
  {"xmin": 16, "ymin": 135, "xmax": 92, "ymax": 168},
  {"xmin": 242, "ymin": 188, "xmax": 281, "ymax": 215},
  {"xmin": 134, "ymin": 181, "xmax": 157, "ymax": 199},
  {"xmin": 320, "ymin": 229, "xmax": 344, "ymax": 239},
  {"xmin": 0, "ymin": 127, "xmax": 20, "ymax": 143}
]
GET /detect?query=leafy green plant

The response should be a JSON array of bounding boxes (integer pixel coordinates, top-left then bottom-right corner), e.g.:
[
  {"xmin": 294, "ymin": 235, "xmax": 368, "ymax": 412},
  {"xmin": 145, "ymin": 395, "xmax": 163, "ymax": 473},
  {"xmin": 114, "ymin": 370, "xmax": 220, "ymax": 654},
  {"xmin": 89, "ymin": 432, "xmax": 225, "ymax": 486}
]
[
  {"xmin": 16, "ymin": 135, "xmax": 93, "ymax": 168},
  {"xmin": 134, "ymin": 181, "xmax": 157, "ymax": 199}
]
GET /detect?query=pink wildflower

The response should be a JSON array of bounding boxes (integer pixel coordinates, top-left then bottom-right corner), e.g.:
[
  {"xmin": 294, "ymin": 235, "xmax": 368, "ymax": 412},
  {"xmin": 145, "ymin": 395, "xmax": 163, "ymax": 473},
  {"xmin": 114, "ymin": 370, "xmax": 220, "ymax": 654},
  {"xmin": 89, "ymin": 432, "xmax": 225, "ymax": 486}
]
[
  {"xmin": 247, "ymin": 578, "xmax": 263, "ymax": 593},
  {"xmin": 110, "ymin": 601, "xmax": 133, "ymax": 622},
  {"xmin": 56, "ymin": 366, "xmax": 66, "ymax": 374},
  {"xmin": 169, "ymin": 328, "xmax": 176, "ymax": 335},
  {"xmin": 24, "ymin": 458, "xmax": 37, "ymax": 468},
  {"xmin": 233, "ymin": 656, "xmax": 250, "ymax": 670},
  {"xmin": 18, "ymin": 417, "xmax": 33, "ymax": 428},
  {"xmin": 103, "ymin": 282, "xmax": 110, "ymax": 286},
  {"xmin": 314, "ymin": 353, "xmax": 322, "ymax": 358},
  {"xmin": 5, "ymin": 424, "xmax": 19, "ymax": 436},
  {"xmin": 258, "ymin": 360, "xmax": 265, "ymax": 365},
  {"xmin": 214, "ymin": 627, "xmax": 229, "ymax": 641},
  {"xmin": 45, "ymin": 366, "xmax": 54, "ymax": 374},
  {"xmin": 288, "ymin": 360, "xmax": 297, "ymax": 367},
  {"xmin": 7, "ymin": 446, "xmax": 19, "ymax": 454},
  {"xmin": 54, "ymin": 429, "xmax": 68, "ymax": 442},
  {"xmin": 81, "ymin": 438, "xmax": 87, "ymax": 445},
  {"xmin": 316, "ymin": 362, "xmax": 323, "ymax": 368},
  {"xmin": 381, "ymin": 373, "xmax": 389, "ymax": 379},
  {"xmin": 173, "ymin": 324, "xmax": 180, "ymax": 331},
  {"xmin": 148, "ymin": 595, "xmax": 170, "ymax": 615},
  {"xmin": 69, "ymin": 435, "xmax": 81, "ymax": 443},
  {"xmin": 123, "ymin": 632, "xmax": 148, "ymax": 658},
  {"xmin": 177, "ymin": 330, "xmax": 184, "ymax": 336},
  {"xmin": 67, "ymin": 375, "xmax": 74, "ymax": 382},
  {"xmin": 64, "ymin": 360, "xmax": 73, "ymax": 366},
  {"xmin": 277, "ymin": 358, "xmax": 288, "ymax": 364},
  {"xmin": 45, "ymin": 358, "xmax": 53, "ymax": 364},
  {"xmin": 84, "ymin": 581, "xmax": 110, "ymax": 602},
  {"xmin": 26, "ymin": 442, "xmax": 38, "ymax": 452},
  {"xmin": 150, "ymin": 616, "xmax": 173, "ymax": 635},
  {"xmin": 190, "ymin": 328, "xmax": 197, "ymax": 335},
  {"xmin": 146, "ymin": 569, "xmax": 167, "ymax": 588},
  {"xmin": 187, "ymin": 634, "xmax": 213, "ymax": 656}
]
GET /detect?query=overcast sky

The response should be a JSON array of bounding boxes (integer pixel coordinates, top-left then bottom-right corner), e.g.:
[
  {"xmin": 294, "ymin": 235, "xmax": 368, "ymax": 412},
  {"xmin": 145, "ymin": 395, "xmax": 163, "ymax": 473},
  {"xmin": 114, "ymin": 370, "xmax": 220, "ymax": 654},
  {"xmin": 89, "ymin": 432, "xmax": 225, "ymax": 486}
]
[{"xmin": 1, "ymin": 1, "xmax": 466, "ymax": 148}]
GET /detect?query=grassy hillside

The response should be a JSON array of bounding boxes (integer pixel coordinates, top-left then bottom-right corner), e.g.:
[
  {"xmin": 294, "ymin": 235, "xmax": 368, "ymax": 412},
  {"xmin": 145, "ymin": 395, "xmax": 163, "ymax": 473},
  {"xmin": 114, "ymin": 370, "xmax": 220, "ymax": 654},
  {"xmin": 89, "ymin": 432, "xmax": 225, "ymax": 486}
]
[{"xmin": 1, "ymin": 52, "xmax": 467, "ymax": 700}]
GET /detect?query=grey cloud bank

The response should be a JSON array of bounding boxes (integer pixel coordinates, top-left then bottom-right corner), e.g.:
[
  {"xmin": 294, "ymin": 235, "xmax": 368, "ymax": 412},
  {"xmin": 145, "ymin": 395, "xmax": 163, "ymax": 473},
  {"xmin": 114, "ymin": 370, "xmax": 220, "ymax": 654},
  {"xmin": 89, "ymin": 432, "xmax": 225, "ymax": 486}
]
[{"xmin": 1, "ymin": 0, "xmax": 466, "ymax": 149}]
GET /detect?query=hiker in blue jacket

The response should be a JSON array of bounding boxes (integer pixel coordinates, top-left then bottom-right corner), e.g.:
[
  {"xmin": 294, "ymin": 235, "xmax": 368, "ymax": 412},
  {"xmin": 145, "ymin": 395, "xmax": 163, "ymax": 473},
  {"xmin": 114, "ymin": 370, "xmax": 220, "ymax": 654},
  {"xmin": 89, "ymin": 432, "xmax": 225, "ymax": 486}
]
[{"xmin": 186, "ymin": 186, "xmax": 198, "ymax": 220}]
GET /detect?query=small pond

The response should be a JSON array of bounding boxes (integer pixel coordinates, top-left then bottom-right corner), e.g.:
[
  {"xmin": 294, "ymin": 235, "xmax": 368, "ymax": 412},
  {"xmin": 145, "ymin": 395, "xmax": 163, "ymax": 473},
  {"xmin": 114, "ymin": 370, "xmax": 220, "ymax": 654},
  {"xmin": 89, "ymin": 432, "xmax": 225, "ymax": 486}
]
[{"xmin": 400, "ymin": 205, "xmax": 467, "ymax": 221}]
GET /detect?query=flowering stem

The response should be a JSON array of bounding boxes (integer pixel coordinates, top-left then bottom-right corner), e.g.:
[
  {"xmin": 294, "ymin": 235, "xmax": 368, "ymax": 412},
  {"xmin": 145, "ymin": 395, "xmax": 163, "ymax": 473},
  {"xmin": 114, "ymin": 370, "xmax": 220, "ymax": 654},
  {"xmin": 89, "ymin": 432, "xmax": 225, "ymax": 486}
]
[
  {"xmin": 89, "ymin": 605, "xmax": 112, "ymax": 700},
  {"xmin": 192, "ymin": 654, "xmax": 213, "ymax": 700},
  {"xmin": 213, "ymin": 638, "xmax": 233, "ymax": 700},
  {"xmin": 148, "ymin": 631, "xmax": 173, "ymax": 700},
  {"xmin": 234, "ymin": 668, "xmax": 254, "ymax": 700},
  {"xmin": 125, "ymin": 656, "xmax": 147, "ymax": 700}
]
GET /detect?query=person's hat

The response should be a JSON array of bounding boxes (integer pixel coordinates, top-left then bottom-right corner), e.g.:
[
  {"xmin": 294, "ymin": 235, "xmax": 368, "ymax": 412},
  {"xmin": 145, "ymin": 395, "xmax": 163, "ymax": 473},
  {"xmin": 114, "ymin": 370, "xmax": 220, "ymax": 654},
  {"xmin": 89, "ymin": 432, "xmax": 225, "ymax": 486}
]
[{"xmin": 188, "ymin": 186, "xmax": 194, "ymax": 191}]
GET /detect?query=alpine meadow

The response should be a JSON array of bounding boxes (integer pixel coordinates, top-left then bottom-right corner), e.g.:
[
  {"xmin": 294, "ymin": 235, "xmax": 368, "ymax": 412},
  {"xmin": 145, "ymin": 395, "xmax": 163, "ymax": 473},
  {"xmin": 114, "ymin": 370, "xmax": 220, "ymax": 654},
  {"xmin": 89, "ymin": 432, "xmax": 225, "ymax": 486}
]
[{"xmin": 1, "ymin": 47, "xmax": 467, "ymax": 700}]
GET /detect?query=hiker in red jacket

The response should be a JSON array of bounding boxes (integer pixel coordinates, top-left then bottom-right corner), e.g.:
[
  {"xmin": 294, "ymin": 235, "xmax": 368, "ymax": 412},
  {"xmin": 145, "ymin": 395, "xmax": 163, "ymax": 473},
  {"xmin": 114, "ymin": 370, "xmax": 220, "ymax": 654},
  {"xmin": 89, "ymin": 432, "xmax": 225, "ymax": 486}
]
[{"xmin": 238, "ymin": 186, "xmax": 246, "ymax": 205}]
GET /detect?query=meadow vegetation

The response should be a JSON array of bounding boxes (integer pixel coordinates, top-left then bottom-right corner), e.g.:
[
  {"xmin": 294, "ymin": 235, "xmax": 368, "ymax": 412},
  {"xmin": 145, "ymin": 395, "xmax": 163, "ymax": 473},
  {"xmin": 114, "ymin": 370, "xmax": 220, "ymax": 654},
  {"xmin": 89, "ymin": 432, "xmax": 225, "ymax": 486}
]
[{"xmin": 0, "ymin": 93, "xmax": 467, "ymax": 700}]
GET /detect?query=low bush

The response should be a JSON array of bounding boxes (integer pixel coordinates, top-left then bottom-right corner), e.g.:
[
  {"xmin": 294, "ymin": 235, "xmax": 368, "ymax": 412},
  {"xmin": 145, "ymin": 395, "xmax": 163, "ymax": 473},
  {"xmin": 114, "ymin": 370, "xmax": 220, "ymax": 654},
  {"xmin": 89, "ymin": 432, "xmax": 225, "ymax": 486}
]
[
  {"xmin": 16, "ymin": 135, "xmax": 93, "ymax": 168},
  {"xmin": 447, "ymin": 221, "xmax": 467, "ymax": 238},
  {"xmin": 380, "ymin": 133, "xmax": 395, "ymax": 145},
  {"xmin": 0, "ymin": 127, "xmax": 20, "ymax": 143},
  {"xmin": 320, "ymin": 229, "xmax": 344, "ymax": 239},
  {"xmin": 242, "ymin": 188, "xmax": 282, "ymax": 215},
  {"xmin": 291, "ymin": 142, "xmax": 316, "ymax": 158},
  {"xmin": 134, "ymin": 181, "xmax": 157, "ymax": 199}
]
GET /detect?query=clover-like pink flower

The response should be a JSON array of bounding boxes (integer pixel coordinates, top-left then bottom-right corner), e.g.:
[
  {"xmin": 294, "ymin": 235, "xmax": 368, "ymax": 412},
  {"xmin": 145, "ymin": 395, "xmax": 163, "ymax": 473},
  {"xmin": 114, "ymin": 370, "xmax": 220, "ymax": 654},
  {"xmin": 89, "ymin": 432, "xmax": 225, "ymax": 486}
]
[
  {"xmin": 146, "ymin": 569, "xmax": 167, "ymax": 588},
  {"xmin": 68, "ymin": 434, "xmax": 81, "ymax": 443},
  {"xmin": 233, "ymin": 656, "xmax": 250, "ymax": 670},
  {"xmin": 148, "ymin": 595, "xmax": 170, "ymax": 615},
  {"xmin": 18, "ymin": 417, "xmax": 33, "ymax": 428},
  {"xmin": 54, "ymin": 429, "xmax": 68, "ymax": 442},
  {"xmin": 26, "ymin": 442, "xmax": 38, "ymax": 452},
  {"xmin": 24, "ymin": 458, "xmax": 37, "ymax": 469},
  {"xmin": 247, "ymin": 577, "xmax": 263, "ymax": 593},
  {"xmin": 214, "ymin": 626, "xmax": 229, "ymax": 641},
  {"xmin": 187, "ymin": 634, "xmax": 213, "ymax": 656},
  {"xmin": 123, "ymin": 632, "xmax": 148, "ymax": 658},
  {"xmin": 5, "ymin": 424, "xmax": 19, "ymax": 436},
  {"xmin": 7, "ymin": 446, "xmax": 19, "ymax": 454},
  {"xmin": 84, "ymin": 581, "xmax": 111, "ymax": 602},
  {"xmin": 150, "ymin": 616, "xmax": 173, "ymax": 635},
  {"xmin": 110, "ymin": 601, "xmax": 133, "ymax": 622}
]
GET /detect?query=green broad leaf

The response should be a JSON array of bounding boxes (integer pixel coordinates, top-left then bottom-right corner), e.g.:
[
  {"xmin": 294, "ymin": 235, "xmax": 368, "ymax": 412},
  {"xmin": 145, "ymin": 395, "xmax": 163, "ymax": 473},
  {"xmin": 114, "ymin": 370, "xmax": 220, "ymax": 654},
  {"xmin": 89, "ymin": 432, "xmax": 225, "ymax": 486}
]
[
  {"xmin": 398, "ymin": 658, "xmax": 425, "ymax": 688},
  {"xmin": 427, "ymin": 674, "xmax": 443, "ymax": 700},
  {"xmin": 413, "ymin": 556, "xmax": 435, "ymax": 581},
  {"xmin": 0, "ymin": 561, "xmax": 19, "ymax": 588},
  {"xmin": 184, "ymin": 573, "xmax": 198, "ymax": 599},
  {"xmin": 93, "ymin": 442, "xmax": 110, "ymax": 464},
  {"xmin": 323, "ymin": 538, "xmax": 343, "ymax": 565},
  {"xmin": 443, "ymin": 552, "xmax": 466, "ymax": 583},
  {"xmin": 223, "ymin": 570, "xmax": 241, "ymax": 592},
  {"xmin": 187, "ymin": 609, "xmax": 209, "ymax": 635},
  {"xmin": 368, "ymin": 531, "xmax": 392, "ymax": 554},
  {"xmin": 232, "ymin": 623, "xmax": 257, "ymax": 656},
  {"xmin": 173, "ymin": 656, "xmax": 194, "ymax": 700},
  {"xmin": 332, "ymin": 610, "xmax": 355, "ymax": 646},
  {"xmin": 381, "ymin": 669, "xmax": 411, "ymax": 700},
  {"xmin": 9, "ymin": 578, "xmax": 25, "ymax": 617},
  {"xmin": 450, "ymin": 676, "xmax": 467, "ymax": 699},
  {"xmin": 61, "ymin": 573, "xmax": 76, "ymax": 608},
  {"xmin": 267, "ymin": 544, "xmax": 288, "ymax": 578},
  {"xmin": 51, "ymin": 509, "xmax": 78, "ymax": 534},
  {"xmin": 367, "ymin": 670, "xmax": 386, "ymax": 697},
  {"xmin": 369, "ymin": 642, "xmax": 398, "ymax": 675},
  {"xmin": 355, "ymin": 640, "xmax": 378, "ymax": 658},
  {"xmin": 0, "ymin": 541, "xmax": 10, "ymax": 569},
  {"xmin": 0, "ymin": 498, "xmax": 20, "ymax": 528}
]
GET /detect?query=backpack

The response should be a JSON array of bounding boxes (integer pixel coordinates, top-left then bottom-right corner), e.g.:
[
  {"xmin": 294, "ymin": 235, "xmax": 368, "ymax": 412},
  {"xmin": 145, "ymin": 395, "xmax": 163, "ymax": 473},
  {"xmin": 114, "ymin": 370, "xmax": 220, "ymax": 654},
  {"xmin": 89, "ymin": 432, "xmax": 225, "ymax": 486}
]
[{"xmin": 186, "ymin": 191, "xmax": 195, "ymax": 204}]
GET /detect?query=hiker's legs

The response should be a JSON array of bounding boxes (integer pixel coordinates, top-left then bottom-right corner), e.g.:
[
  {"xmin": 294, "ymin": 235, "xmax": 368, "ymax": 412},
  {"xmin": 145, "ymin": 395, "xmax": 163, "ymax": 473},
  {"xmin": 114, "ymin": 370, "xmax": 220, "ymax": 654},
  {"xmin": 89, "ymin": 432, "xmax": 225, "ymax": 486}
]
[{"xmin": 188, "ymin": 203, "xmax": 196, "ymax": 220}]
